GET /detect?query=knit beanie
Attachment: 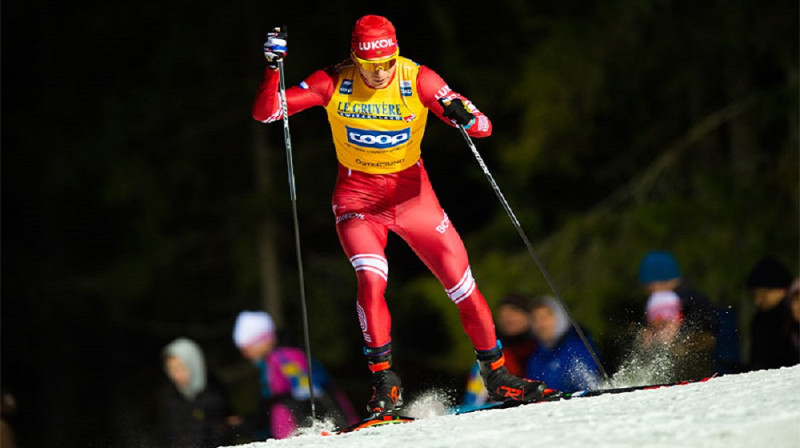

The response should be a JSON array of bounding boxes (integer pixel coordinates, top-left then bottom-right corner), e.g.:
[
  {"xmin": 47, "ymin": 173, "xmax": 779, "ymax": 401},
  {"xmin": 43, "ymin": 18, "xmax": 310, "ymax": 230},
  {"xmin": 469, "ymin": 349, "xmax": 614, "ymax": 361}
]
[
  {"xmin": 746, "ymin": 256, "xmax": 793, "ymax": 289},
  {"xmin": 233, "ymin": 311, "xmax": 276, "ymax": 348},
  {"xmin": 638, "ymin": 250, "xmax": 682, "ymax": 284}
]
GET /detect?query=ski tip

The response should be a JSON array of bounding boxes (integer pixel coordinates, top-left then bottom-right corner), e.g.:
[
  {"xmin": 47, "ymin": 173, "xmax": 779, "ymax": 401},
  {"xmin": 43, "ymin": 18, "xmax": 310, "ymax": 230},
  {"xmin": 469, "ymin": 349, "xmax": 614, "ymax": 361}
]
[{"xmin": 329, "ymin": 414, "xmax": 415, "ymax": 435}]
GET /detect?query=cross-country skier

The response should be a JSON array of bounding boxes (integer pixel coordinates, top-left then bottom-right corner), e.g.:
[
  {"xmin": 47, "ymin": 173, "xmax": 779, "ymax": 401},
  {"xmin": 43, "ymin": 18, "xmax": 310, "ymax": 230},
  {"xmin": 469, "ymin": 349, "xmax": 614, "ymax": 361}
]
[{"xmin": 252, "ymin": 14, "xmax": 551, "ymax": 416}]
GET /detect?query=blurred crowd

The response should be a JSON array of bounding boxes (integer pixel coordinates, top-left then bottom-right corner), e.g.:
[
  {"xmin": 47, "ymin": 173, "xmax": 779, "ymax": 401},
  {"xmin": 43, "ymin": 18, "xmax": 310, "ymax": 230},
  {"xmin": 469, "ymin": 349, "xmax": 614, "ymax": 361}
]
[
  {"xmin": 463, "ymin": 250, "xmax": 798, "ymax": 409},
  {"xmin": 2, "ymin": 252, "xmax": 796, "ymax": 447},
  {"xmin": 154, "ymin": 311, "xmax": 359, "ymax": 447},
  {"xmin": 149, "ymin": 250, "xmax": 797, "ymax": 446}
]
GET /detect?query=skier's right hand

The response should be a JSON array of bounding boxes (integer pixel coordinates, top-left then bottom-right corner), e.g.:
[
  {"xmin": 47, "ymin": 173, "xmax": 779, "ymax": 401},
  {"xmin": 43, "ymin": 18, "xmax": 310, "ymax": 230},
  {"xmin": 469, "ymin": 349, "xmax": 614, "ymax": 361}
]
[{"xmin": 264, "ymin": 27, "xmax": 287, "ymax": 69}]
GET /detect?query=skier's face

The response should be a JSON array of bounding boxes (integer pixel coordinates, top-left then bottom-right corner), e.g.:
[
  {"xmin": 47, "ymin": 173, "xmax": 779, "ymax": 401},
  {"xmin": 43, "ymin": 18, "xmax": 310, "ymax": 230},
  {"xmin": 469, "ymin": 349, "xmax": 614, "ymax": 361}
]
[{"xmin": 353, "ymin": 52, "xmax": 397, "ymax": 89}]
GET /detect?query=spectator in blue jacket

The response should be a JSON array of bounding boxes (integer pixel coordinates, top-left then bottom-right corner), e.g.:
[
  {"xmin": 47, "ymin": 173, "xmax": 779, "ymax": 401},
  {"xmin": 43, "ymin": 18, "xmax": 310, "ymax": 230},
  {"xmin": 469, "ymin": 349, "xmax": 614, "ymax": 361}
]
[{"xmin": 525, "ymin": 296, "xmax": 601, "ymax": 393}]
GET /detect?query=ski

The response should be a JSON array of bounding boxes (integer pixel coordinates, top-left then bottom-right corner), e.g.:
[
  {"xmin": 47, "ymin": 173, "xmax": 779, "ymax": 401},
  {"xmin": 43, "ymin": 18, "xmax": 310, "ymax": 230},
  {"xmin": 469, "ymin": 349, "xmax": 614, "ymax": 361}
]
[
  {"xmin": 565, "ymin": 375, "xmax": 716, "ymax": 399},
  {"xmin": 324, "ymin": 375, "xmax": 717, "ymax": 434},
  {"xmin": 455, "ymin": 375, "xmax": 716, "ymax": 415},
  {"xmin": 323, "ymin": 413, "xmax": 415, "ymax": 436}
]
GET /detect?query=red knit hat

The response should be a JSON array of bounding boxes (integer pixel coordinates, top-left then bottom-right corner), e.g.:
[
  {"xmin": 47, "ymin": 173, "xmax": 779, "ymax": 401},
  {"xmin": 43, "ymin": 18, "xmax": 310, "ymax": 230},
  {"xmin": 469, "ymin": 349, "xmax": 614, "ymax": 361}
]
[{"xmin": 351, "ymin": 15, "xmax": 398, "ymax": 60}]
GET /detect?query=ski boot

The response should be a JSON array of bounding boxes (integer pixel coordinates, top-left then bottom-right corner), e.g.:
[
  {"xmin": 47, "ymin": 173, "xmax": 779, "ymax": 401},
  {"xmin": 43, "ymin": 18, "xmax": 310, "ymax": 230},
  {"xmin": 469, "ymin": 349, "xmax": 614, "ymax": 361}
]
[
  {"xmin": 477, "ymin": 344, "xmax": 554, "ymax": 402},
  {"xmin": 365, "ymin": 345, "xmax": 403, "ymax": 415}
]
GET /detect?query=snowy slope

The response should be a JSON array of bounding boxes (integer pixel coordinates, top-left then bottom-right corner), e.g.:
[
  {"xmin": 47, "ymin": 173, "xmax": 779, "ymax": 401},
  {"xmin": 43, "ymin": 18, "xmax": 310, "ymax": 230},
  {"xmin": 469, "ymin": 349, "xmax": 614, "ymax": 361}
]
[{"xmin": 223, "ymin": 365, "xmax": 800, "ymax": 448}]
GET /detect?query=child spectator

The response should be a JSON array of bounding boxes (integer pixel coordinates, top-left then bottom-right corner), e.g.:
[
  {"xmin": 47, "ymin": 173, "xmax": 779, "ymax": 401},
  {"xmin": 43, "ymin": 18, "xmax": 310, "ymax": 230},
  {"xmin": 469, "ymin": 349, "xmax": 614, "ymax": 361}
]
[
  {"xmin": 462, "ymin": 293, "xmax": 538, "ymax": 408},
  {"xmin": 495, "ymin": 293, "xmax": 538, "ymax": 377},
  {"xmin": 233, "ymin": 311, "xmax": 357, "ymax": 439}
]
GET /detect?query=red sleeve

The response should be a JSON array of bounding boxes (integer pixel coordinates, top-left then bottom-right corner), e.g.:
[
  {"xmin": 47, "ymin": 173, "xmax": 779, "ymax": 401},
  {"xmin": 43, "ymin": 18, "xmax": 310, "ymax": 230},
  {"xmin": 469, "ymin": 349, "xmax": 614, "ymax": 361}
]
[
  {"xmin": 251, "ymin": 66, "xmax": 337, "ymax": 123},
  {"xmin": 416, "ymin": 65, "xmax": 492, "ymax": 138}
]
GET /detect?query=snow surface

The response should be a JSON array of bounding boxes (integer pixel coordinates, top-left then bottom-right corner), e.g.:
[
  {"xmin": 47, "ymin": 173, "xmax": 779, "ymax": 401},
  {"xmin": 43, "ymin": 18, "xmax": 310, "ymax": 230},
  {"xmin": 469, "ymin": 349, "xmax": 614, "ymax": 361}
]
[{"xmin": 223, "ymin": 365, "xmax": 800, "ymax": 448}]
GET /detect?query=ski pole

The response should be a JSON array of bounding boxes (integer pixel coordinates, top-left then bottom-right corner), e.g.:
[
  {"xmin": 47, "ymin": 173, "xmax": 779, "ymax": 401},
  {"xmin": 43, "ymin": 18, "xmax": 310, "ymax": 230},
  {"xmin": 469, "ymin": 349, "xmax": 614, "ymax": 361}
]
[
  {"xmin": 276, "ymin": 35, "xmax": 317, "ymax": 418},
  {"xmin": 452, "ymin": 118, "xmax": 611, "ymax": 384}
]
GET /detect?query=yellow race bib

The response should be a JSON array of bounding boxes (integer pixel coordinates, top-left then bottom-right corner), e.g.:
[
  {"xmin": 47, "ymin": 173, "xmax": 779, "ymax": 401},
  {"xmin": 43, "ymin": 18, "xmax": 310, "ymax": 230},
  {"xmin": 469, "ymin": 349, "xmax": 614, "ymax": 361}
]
[{"xmin": 325, "ymin": 57, "xmax": 429, "ymax": 174}]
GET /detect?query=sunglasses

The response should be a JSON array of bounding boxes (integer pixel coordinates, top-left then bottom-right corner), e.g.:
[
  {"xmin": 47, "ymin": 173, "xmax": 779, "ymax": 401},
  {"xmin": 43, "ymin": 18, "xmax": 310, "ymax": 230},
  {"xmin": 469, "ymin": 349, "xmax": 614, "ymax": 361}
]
[{"xmin": 352, "ymin": 49, "xmax": 399, "ymax": 72}]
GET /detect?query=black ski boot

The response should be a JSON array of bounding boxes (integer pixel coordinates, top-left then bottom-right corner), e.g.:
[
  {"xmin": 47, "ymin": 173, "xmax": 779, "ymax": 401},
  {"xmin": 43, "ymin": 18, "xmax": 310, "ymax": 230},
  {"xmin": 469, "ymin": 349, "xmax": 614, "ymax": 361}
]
[
  {"xmin": 477, "ymin": 345, "xmax": 551, "ymax": 402},
  {"xmin": 365, "ymin": 345, "xmax": 403, "ymax": 415}
]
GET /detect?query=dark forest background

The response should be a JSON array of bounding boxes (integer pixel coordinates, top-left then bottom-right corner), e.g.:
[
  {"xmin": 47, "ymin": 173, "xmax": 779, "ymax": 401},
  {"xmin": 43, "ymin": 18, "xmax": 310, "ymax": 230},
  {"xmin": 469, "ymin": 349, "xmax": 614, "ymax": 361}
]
[{"xmin": 2, "ymin": 1, "xmax": 797, "ymax": 446}]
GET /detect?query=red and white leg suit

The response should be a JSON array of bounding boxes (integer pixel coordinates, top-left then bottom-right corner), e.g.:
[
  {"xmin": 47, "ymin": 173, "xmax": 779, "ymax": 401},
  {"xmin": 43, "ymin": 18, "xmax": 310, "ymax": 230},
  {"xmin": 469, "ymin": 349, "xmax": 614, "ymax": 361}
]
[{"xmin": 332, "ymin": 160, "xmax": 497, "ymax": 352}]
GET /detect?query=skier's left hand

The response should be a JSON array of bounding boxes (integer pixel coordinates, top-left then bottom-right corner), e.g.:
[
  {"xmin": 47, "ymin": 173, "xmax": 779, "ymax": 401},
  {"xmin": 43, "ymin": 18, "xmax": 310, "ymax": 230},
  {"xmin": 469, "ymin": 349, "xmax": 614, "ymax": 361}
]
[{"xmin": 440, "ymin": 98, "xmax": 475, "ymax": 127}]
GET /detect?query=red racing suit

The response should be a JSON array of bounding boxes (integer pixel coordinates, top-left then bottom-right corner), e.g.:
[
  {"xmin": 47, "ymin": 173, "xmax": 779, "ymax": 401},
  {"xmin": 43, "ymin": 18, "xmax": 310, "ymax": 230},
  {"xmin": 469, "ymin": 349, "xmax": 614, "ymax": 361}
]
[{"xmin": 252, "ymin": 57, "xmax": 498, "ymax": 351}]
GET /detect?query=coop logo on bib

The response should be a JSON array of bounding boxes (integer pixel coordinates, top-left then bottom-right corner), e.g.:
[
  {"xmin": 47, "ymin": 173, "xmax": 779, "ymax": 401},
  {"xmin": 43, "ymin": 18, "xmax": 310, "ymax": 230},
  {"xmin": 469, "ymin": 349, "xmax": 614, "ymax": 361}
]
[{"xmin": 346, "ymin": 126, "xmax": 410, "ymax": 149}]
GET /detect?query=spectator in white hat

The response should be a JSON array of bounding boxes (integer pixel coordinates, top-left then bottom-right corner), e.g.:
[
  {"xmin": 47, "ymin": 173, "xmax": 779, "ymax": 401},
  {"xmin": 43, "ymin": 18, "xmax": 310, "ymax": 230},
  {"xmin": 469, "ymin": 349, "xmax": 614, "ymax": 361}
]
[{"xmin": 233, "ymin": 311, "xmax": 357, "ymax": 439}]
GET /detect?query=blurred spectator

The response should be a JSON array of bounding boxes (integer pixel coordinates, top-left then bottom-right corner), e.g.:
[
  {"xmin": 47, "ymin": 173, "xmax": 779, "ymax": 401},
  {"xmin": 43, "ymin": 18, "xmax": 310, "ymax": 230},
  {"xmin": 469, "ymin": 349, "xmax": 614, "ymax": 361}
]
[
  {"xmin": 495, "ymin": 293, "xmax": 538, "ymax": 377},
  {"xmin": 525, "ymin": 296, "xmax": 601, "ymax": 392},
  {"xmin": 635, "ymin": 250, "xmax": 719, "ymax": 381},
  {"xmin": 159, "ymin": 337, "xmax": 239, "ymax": 448},
  {"xmin": 233, "ymin": 311, "xmax": 357, "ymax": 439},
  {"xmin": 745, "ymin": 256, "xmax": 797, "ymax": 370},
  {"xmin": 788, "ymin": 279, "xmax": 800, "ymax": 364},
  {"xmin": 1, "ymin": 390, "xmax": 19, "ymax": 448},
  {"xmin": 642, "ymin": 290, "xmax": 684, "ymax": 347},
  {"xmin": 713, "ymin": 306, "xmax": 743, "ymax": 374},
  {"xmin": 462, "ymin": 293, "xmax": 538, "ymax": 408}
]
